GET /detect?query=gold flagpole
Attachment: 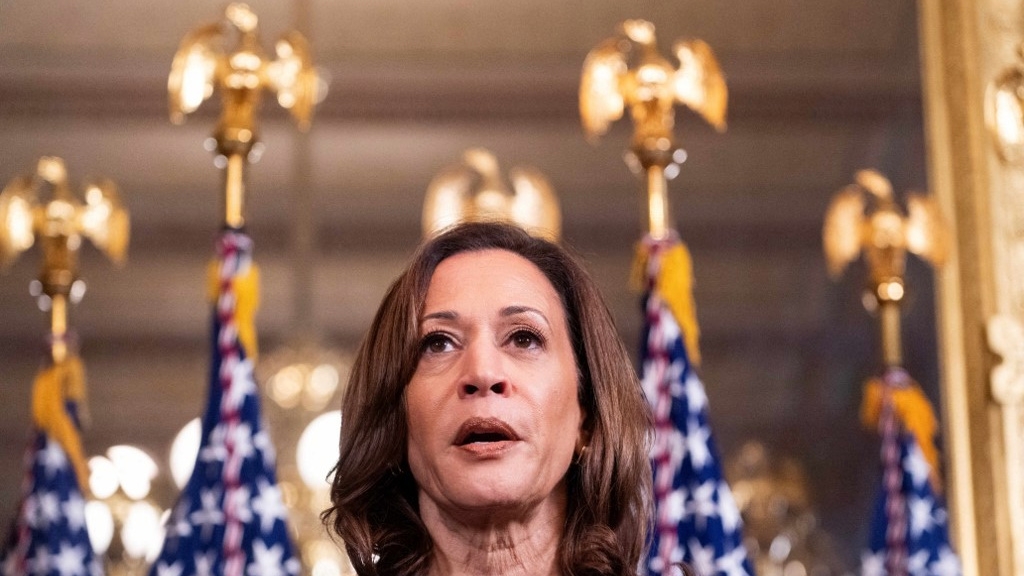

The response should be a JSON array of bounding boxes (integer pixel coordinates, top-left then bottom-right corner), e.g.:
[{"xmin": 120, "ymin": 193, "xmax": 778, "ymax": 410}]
[
  {"xmin": 0, "ymin": 156, "xmax": 129, "ymax": 363},
  {"xmin": 0, "ymin": 156, "xmax": 129, "ymax": 490},
  {"xmin": 823, "ymin": 169, "xmax": 948, "ymax": 370}
]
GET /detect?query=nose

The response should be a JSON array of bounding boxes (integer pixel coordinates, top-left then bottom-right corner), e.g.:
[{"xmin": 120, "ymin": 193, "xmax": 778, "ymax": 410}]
[
  {"xmin": 461, "ymin": 380, "xmax": 507, "ymax": 397},
  {"xmin": 458, "ymin": 340, "xmax": 509, "ymax": 399}
]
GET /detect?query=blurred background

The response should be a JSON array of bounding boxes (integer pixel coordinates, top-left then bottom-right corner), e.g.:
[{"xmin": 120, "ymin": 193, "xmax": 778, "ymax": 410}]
[{"xmin": 0, "ymin": 1, "xmax": 939, "ymax": 574}]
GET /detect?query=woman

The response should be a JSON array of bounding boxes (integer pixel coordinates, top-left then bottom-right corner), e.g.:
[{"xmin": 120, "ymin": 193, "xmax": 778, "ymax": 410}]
[{"xmin": 324, "ymin": 221, "xmax": 654, "ymax": 576}]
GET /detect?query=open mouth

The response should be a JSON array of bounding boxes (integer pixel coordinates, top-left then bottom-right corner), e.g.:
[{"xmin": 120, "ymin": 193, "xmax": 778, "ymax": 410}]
[{"xmin": 455, "ymin": 417, "xmax": 519, "ymax": 446}]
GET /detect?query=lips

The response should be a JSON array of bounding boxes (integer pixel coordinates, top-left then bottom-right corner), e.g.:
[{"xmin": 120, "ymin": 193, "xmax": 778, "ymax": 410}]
[{"xmin": 454, "ymin": 417, "xmax": 520, "ymax": 446}]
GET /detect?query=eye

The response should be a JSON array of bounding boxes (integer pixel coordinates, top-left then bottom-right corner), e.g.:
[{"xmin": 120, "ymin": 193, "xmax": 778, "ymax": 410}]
[
  {"xmin": 421, "ymin": 332, "xmax": 455, "ymax": 354},
  {"xmin": 509, "ymin": 328, "xmax": 543, "ymax": 349}
]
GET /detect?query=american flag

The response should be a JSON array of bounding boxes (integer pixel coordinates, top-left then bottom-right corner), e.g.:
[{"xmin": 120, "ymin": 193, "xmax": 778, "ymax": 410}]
[
  {"xmin": 150, "ymin": 230, "xmax": 298, "ymax": 576},
  {"xmin": 861, "ymin": 368, "xmax": 961, "ymax": 576},
  {"xmin": 1, "ymin": 358, "xmax": 104, "ymax": 576},
  {"xmin": 638, "ymin": 235, "xmax": 754, "ymax": 576}
]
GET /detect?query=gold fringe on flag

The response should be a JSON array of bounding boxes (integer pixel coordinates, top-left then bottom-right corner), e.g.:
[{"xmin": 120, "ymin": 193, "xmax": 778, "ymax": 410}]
[
  {"xmin": 860, "ymin": 375, "xmax": 942, "ymax": 493},
  {"xmin": 632, "ymin": 240, "xmax": 702, "ymax": 366},
  {"xmin": 31, "ymin": 355, "xmax": 90, "ymax": 494},
  {"xmin": 207, "ymin": 259, "xmax": 261, "ymax": 360}
]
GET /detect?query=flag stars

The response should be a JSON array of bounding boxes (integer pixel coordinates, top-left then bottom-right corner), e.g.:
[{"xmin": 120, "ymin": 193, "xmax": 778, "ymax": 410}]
[
  {"xmin": 661, "ymin": 489, "xmax": 686, "ymax": 526},
  {"xmin": 715, "ymin": 546, "xmax": 750, "ymax": 576},
  {"xmin": 683, "ymin": 419, "xmax": 712, "ymax": 470},
  {"xmin": 194, "ymin": 551, "xmax": 217, "ymax": 576},
  {"xmin": 229, "ymin": 423, "xmax": 256, "ymax": 464},
  {"xmin": 717, "ymin": 482, "xmax": 742, "ymax": 533},
  {"xmin": 226, "ymin": 486, "xmax": 254, "ymax": 524},
  {"xmin": 647, "ymin": 555, "xmax": 667, "ymax": 574},
  {"xmin": 909, "ymin": 494, "xmax": 936, "ymax": 538},
  {"xmin": 253, "ymin": 429, "xmax": 275, "ymax": 465},
  {"xmin": 63, "ymin": 492, "xmax": 87, "ymax": 532},
  {"xmin": 660, "ymin": 306, "xmax": 681, "ymax": 342},
  {"xmin": 37, "ymin": 439, "xmax": 68, "ymax": 477},
  {"xmin": 167, "ymin": 501, "xmax": 194, "ymax": 540},
  {"xmin": 685, "ymin": 481, "xmax": 719, "ymax": 529},
  {"xmin": 190, "ymin": 489, "xmax": 225, "ymax": 539},
  {"xmin": 683, "ymin": 372, "xmax": 708, "ymax": 414},
  {"xmin": 156, "ymin": 561, "xmax": 184, "ymax": 576},
  {"xmin": 251, "ymin": 479, "xmax": 288, "ymax": 534},
  {"xmin": 22, "ymin": 494, "xmax": 40, "ymax": 529},
  {"xmin": 225, "ymin": 359, "xmax": 257, "ymax": 409},
  {"xmin": 666, "ymin": 359, "xmax": 686, "ymax": 397},
  {"xmin": 247, "ymin": 540, "xmax": 288, "ymax": 576},
  {"xmin": 27, "ymin": 546, "xmax": 51, "ymax": 575},
  {"xmin": 860, "ymin": 551, "xmax": 885, "ymax": 576},
  {"xmin": 52, "ymin": 543, "xmax": 87, "ymax": 576},
  {"xmin": 931, "ymin": 546, "xmax": 961, "ymax": 576},
  {"xmin": 687, "ymin": 539, "xmax": 716, "ymax": 576},
  {"xmin": 904, "ymin": 442, "xmax": 932, "ymax": 489},
  {"xmin": 200, "ymin": 425, "xmax": 228, "ymax": 464},
  {"xmin": 907, "ymin": 550, "xmax": 930, "ymax": 576},
  {"xmin": 641, "ymin": 359, "xmax": 664, "ymax": 404},
  {"xmin": 38, "ymin": 491, "xmax": 62, "ymax": 527}
]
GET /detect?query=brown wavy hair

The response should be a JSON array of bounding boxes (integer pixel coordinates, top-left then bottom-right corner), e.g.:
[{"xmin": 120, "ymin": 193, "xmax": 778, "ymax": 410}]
[{"xmin": 323, "ymin": 221, "xmax": 653, "ymax": 575}]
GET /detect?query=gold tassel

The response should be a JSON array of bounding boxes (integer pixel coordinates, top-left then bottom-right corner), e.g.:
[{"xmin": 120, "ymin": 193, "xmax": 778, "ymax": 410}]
[
  {"xmin": 31, "ymin": 356, "xmax": 90, "ymax": 494},
  {"xmin": 629, "ymin": 243, "xmax": 650, "ymax": 294},
  {"xmin": 658, "ymin": 243, "xmax": 702, "ymax": 366},
  {"xmin": 631, "ymin": 241, "xmax": 702, "ymax": 366},
  {"xmin": 861, "ymin": 376, "xmax": 942, "ymax": 493},
  {"xmin": 207, "ymin": 259, "xmax": 261, "ymax": 360}
]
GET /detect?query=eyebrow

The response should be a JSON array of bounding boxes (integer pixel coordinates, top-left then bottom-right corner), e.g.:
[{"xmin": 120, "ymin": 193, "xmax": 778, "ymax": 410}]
[
  {"xmin": 421, "ymin": 310, "xmax": 458, "ymax": 322},
  {"xmin": 420, "ymin": 305, "xmax": 549, "ymax": 325},
  {"xmin": 500, "ymin": 305, "xmax": 547, "ymax": 322}
]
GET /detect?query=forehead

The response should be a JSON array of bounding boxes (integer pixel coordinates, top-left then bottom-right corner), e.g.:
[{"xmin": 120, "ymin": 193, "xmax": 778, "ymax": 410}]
[{"xmin": 423, "ymin": 249, "xmax": 562, "ymax": 313}]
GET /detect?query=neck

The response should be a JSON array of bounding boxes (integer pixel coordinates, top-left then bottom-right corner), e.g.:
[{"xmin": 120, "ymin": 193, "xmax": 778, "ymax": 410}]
[{"xmin": 420, "ymin": 491, "xmax": 565, "ymax": 576}]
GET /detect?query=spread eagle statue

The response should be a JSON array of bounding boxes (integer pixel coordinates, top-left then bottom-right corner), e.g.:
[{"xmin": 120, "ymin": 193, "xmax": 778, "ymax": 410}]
[
  {"xmin": 822, "ymin": 169, "xmax": 947, "ymax": 284},
  {"xmin": 579, "ymin": 19, "xmax": 727, "ymax": 144},
  {"xmin": 422, "ymin": 148, "xmax": 561, "ymax": 241},
  {"xmin": 168, "ymin": 2, "xmax": 321, "ymax": 131},
  {"xmin": 0, "ymin": 156, "xmax": 128, "ymax": 270}
]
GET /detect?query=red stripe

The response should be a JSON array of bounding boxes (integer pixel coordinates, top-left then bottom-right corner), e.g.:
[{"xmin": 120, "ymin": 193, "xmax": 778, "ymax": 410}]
[
  {"xmin": 218, "ymin": 233, "xmax": 249, "ymax": 576},
  {"xmin": 880, "ymin": 388, "xmax": 907, "ymax": 576}
]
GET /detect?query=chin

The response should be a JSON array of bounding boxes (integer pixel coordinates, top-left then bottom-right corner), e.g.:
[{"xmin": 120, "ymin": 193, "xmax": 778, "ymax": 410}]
[{"xmin": 438, "ymin": 466, "xmax": 567, "ymax": 516}]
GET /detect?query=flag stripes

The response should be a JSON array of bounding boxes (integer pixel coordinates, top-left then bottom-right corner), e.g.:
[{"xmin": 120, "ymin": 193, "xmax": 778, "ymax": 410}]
[
  {"xmin": 150, "ymin": 230, "xmax": 298, "ymax": 576},
  {"xmin": 639, "ymin": 237, "xmax": 753, "ymax": 576}
]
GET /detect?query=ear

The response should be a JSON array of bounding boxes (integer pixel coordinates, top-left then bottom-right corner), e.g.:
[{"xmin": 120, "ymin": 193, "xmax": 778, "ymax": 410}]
[{"xmin": 575, "ymin": 409, "xmax": 592, "ymax": 453}]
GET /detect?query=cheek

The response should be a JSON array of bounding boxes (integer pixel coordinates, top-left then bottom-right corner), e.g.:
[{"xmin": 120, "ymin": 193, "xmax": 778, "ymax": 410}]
[
  {"xmin": 544, "ymin": 370, "xmax": 584, "ymax": 440},
  {"xmin": 404, "ymin": 378, "xmax": 451, "ymax": 460},
  {"xmin": 404, "ymin": 382, "xmax": 431, "ymax": 453}
]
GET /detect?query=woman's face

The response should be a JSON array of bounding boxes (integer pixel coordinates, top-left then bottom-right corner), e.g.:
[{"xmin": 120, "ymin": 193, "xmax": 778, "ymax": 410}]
[{"xmin": 405, "ymin": 248, "xmax": 584, "ymax": 518}]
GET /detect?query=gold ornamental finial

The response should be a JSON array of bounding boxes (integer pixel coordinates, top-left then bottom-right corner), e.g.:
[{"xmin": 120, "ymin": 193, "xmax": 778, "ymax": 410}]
[
  {"xmin": 985, "ymin": 43, "xmax": 1024, "ymax": 164},
  {"xmin": 423, "ymin": 148, "xmax": 561, "ymax": 241},
  {"xmin": 580, "ymin": 19, "xmax": 727, "ymax": 239},
  {"xmin": 169, "ymin": 2, "xmax": 326, "ymax": 228},
  {"xmin": 823, "ymin": 169, "xmax": 947, "ymax": 367},
  {"xmin": 0, "ymin": 156, "xmax": 129, "ymax": 362}
]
